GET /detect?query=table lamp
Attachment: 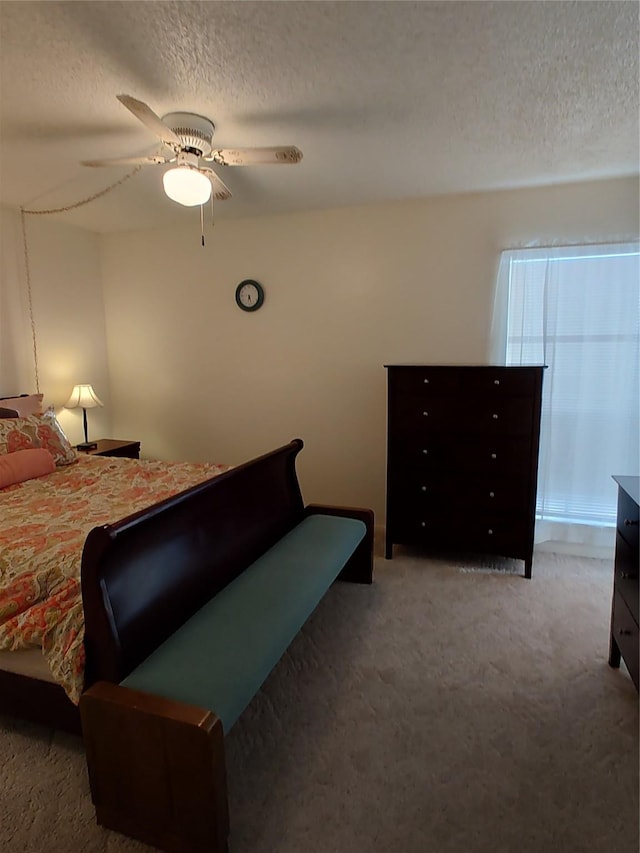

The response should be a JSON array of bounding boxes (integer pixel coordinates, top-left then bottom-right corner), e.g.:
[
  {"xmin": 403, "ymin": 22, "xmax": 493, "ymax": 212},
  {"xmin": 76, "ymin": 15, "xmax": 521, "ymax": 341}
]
[{"xmin": 65, "ymin": 384, "xmax": 103, "ymax": 450}]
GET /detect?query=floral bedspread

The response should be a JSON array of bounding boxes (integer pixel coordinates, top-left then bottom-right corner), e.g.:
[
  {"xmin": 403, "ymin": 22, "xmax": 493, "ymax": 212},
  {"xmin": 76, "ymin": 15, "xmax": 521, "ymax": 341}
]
[{"xmin": 0, "ymin": 453, "xmax": 230, "ymax": 703}]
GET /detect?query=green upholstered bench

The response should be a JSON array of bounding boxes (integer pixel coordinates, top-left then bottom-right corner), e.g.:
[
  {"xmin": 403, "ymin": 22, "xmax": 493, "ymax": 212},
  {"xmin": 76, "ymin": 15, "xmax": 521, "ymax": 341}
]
[
  {"xmin": 80, "ymin": 440, "xmax": 374, "ymax": 853},
  {"xmin": 121, "ymin": 513, "xmax": 366, "ymax": 733}
]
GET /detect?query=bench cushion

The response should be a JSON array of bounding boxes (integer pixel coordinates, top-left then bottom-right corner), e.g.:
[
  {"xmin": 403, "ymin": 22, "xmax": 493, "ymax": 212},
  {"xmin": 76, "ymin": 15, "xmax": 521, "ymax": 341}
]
[{"xmin": 121, "ymin": 514, "xmax": 366, "ymax": 731}]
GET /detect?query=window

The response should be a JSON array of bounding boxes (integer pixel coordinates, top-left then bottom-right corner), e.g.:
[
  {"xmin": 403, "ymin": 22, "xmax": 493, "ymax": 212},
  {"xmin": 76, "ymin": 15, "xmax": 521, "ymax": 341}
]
[{"xmin": 494, "ymin": 243, "xmax": 639, "ymax": 535}]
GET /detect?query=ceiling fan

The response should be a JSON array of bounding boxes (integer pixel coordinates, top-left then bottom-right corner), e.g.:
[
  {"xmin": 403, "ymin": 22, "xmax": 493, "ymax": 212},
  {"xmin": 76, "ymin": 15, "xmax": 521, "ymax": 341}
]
[{"xmin": 82, "ymin": 94, "xmax": 303, "ymax": 207}]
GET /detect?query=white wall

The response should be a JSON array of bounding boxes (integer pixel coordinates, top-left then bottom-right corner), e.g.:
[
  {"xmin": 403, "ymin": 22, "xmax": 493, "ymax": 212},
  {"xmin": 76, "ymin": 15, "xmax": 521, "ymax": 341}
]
[
  {"xmin": 100, "ymin": 177, "xmax": 639, "ymax": 520},
  {"xmin": 0, "ymin": 206, "xmax": 111, "ymax": 445}
]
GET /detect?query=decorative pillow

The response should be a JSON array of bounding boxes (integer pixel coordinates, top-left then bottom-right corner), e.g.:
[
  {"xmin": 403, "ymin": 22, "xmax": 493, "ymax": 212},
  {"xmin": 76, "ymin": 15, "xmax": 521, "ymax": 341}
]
[
  {"xmin": 0, "ymin": 393, "xmax": 44, "ymax": 417},
  {"xmin": 0, "ymin": 448, "xmax": 56, "ymax": 489},
  {"xmin": 0, "ymin": 410, "xmax": 77, "ymax": 466}
]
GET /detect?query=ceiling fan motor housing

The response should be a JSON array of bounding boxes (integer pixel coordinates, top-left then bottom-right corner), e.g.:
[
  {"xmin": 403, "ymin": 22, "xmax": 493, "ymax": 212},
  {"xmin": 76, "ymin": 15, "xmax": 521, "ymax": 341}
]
[
  {"xmin": 175, "ymin": 151, "xmax": 201, "ymax": 169},
  {"xmin": 162, "ymin": 112, "xmax": 215, "ymax": 157}
]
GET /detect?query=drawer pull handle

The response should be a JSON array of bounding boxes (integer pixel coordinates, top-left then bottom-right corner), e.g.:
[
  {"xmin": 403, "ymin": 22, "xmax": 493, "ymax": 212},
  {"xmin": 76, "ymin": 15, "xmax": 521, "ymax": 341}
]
[
  {"xmin": 421, "ymin": 486, "xmax": 427, "ymax": 492},
  {"xmin": 618, "ymin": 628, "xmax": 633, "ymax": 637},
  {"xmin": 489, "ymin": 491, "xmax": 495, "ymax": 498},
  {"xmin": 491, "ymin": 453, "xmax": 497, "ymax": 459},
  {"xmin": 494, "ymin": 379, "xmax": 500, "ymax": 385},
  {"xmin": 623, "ymin": 518, "xmax": 639, "ymax": 527},
  {"xmin": 620, "ymin": 572, "xmax": 638, "ymax": 580},
  {"xmin": 492, "ymin": 413, "xmax": 499, "ymax": 420}
]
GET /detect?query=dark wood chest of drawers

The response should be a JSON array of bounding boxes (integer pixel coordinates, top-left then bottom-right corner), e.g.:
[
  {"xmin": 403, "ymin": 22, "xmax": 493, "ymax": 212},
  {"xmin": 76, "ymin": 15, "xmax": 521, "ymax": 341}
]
[
  {"xmin": 385, "ymin": 365, "xmax": 544, "ymax": 577},
  {"xmin": 608, "ymin": 475, "xmax": 639, "ymax": 691}
]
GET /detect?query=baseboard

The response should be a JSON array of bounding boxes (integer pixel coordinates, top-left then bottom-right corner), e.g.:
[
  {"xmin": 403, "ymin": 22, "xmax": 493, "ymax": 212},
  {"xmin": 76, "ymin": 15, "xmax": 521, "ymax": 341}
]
[{"xmin": 534, "ymin": 540, "xmax": 614, "ymax": 560}]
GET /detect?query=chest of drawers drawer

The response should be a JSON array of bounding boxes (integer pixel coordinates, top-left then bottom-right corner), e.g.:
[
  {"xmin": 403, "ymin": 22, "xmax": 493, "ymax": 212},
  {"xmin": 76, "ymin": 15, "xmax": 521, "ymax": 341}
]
[
  {"xmin": 390, "ymin": 366, "xmax": 536, "ymax": 398},
  {"xmin": 393, "ymin": 513, "xmax": 528, "ymax": 559},
  {"xmin": 611, "ymin": 589, "xmax": 639, "ymax": 689},
  {"xmin": 614, "ymin": 533, "xmax": 639, "ymax": 624},
  {"xmin": 391, "ymin": 395, "xmax": 534, "ymax": 436},
  {"xmin": 390, "ymin": 435, "xmax": 532, "ymax": 476},
  {"xmin": 389, "ymin": 472, "xmax": 529, "ymax": 515},
  {"xmin": 616, "ymin": 486, "xmax": 639, "ymax": 552}
]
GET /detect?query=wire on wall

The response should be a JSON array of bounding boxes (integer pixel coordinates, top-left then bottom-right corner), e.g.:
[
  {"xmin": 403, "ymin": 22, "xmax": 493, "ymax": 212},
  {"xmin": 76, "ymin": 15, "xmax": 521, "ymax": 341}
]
[
  {"xmin": 19, "ymin": 210, "xmax": 41, "ymax": 394},
  {"xmin": 19, "ymin": 165, "xmax": 144, "ymax": 394}
]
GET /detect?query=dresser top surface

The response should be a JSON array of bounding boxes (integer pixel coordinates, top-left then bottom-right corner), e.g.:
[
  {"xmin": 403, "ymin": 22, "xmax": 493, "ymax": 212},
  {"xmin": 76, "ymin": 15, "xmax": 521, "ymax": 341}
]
[
  {"xmin": 612, "ymin": 475, "xmax": 640, "ymax": 506},
  {"xmin": 384, "ymin": 364, "xmax": 546, "ymax": 369}
]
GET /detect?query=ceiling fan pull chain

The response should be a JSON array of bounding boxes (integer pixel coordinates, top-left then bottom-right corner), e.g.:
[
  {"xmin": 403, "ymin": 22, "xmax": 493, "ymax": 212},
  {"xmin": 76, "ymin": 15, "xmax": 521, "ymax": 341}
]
[{"xmin": 200, "ymin": 203, "xmax": 205, "ymax": 247}]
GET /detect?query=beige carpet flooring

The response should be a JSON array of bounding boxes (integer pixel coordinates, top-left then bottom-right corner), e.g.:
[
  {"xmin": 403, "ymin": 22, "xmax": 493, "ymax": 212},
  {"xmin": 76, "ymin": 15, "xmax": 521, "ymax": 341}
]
[{"xmin": 1, "ymin": 547, "xmax": 638, "ymax": 853}]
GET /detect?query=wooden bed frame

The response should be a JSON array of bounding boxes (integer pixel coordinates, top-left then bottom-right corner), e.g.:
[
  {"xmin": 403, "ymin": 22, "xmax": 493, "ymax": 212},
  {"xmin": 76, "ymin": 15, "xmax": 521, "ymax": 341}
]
[
  {"xmin": 0, "ymin": 438, "xmax": 373, "ymax": 738},
  {"xmin": 0, "ymin": 444, "xmax": 247, "ymax": 735}
]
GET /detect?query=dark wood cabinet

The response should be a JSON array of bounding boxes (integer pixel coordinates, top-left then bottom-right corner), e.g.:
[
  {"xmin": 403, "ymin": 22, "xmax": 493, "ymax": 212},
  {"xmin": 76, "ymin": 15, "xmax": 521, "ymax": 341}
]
[
  {"xmin": 608, "ymin": 475, "xmax": 639, "ymax": 691},
  {"xmin": 384, "ymin": 365, "xmax": 544, "ymax": 577},
  {"xmin": 78, "ymin": 439, "xmax": 140, "ymax": 459}
]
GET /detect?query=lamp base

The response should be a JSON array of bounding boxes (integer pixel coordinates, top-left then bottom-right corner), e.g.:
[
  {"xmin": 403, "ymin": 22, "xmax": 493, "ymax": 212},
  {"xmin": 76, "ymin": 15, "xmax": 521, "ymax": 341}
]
[{"xmin": 77, "ymin": 441, "xmax": 98, "ymax": 451}]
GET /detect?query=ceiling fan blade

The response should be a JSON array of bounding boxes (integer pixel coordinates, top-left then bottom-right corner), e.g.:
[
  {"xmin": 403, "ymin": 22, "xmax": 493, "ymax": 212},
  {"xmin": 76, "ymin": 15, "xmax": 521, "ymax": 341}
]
[
  {"xmin": 81, "ymin": 153, "xmax": 171, "ymax": 168},
  {"xmin": 207, "ymin": 146, "xmax": 303, "ymax": 166},
  {"xmin": 116, "ymin": 94, "xmax": 183, "ymax": 148},
  {"xmin": 200, "ymin": 166, "xmax": 232, "ymax": 201}
]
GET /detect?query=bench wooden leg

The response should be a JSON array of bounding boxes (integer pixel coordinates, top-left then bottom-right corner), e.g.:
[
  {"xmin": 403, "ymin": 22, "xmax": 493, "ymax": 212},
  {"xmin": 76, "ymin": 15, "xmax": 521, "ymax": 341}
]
[
  {"xmin": 80, "ymin": 682, "xmax": 229, "ymax": 853},
  {"xmin": 338, "ymin": 529, "xmax": 374, "ymax": 583}
]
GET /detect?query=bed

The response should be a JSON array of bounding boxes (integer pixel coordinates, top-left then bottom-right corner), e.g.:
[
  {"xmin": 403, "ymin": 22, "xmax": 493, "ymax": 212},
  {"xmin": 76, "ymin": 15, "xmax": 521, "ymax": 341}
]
[{"xmin": 0, "ymin": 397, "xmax": 229, "ymax": 732}]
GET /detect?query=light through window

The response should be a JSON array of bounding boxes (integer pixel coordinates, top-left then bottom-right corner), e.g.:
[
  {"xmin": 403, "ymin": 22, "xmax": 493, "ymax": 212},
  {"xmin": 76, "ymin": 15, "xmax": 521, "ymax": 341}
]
[{"xmin": 496, "ymin": 243, "xmax": 639, "ymax": 528}]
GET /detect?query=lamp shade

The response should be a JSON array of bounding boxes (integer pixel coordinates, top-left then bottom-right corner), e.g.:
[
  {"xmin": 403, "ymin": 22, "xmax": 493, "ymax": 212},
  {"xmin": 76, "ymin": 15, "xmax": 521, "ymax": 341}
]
[
  {"xmin": 65, "ymin": 384, "xmax": 103, "ymax": 409},
  {"xmin": 162, "ymin": 166, "xmax": 212, "ymax": 207}
]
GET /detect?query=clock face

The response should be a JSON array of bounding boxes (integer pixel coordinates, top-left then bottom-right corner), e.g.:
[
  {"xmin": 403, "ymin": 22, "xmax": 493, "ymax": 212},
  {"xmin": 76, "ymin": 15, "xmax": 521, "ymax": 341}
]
[{"xmin": 235, "ymin": 279, "xmax": 265, "ymax": 312}]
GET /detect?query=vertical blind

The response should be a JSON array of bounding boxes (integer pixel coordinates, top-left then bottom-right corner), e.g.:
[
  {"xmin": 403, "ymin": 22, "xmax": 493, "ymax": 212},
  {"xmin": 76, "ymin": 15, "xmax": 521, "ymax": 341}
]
[{"xmin": 496, "ymin": 243, "xmax": 639, "ymax": 529}]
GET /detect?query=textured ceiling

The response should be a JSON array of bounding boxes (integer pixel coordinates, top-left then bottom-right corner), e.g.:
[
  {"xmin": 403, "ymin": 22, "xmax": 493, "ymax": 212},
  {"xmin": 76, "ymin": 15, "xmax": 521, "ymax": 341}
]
[{"xmin": 0, "ymin": 1, "xmax": 638, "ymax": 233}]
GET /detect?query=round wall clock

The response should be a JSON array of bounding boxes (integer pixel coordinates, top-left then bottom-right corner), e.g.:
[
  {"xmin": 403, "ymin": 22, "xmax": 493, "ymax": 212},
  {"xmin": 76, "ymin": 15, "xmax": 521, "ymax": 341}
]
[{"xmin": 235, "ymin": 279, "xmax": 265, "ymax": 312}]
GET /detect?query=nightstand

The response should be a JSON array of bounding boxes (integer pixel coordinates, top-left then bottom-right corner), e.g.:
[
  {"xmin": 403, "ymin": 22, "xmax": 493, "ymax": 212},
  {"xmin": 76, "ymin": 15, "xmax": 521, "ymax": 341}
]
[{"xmin": 78, "ymin": 439, "xmax": 140, "ymax": 459}]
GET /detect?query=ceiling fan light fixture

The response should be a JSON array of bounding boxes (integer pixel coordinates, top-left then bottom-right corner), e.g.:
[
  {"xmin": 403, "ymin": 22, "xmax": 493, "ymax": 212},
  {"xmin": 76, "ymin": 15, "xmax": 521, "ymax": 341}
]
[{"xmin": 162, "ymin": 165, "xmax": 211, "ymax": 206}]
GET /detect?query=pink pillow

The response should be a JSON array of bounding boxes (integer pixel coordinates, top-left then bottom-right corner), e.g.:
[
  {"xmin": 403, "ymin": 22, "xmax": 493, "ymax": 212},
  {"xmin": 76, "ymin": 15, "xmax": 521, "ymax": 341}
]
[{"xmin": 0, "ymin": 448, "xmax": 55, "ymax": 488}]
